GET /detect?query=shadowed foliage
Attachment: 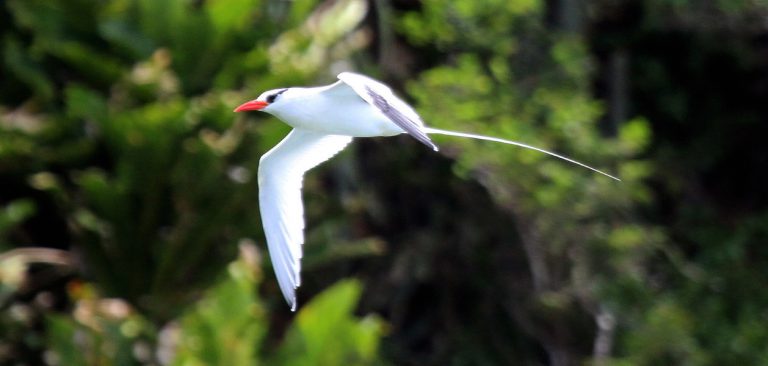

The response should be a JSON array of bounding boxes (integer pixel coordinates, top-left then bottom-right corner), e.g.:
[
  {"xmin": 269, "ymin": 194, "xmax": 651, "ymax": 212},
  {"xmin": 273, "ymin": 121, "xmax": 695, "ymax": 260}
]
[{"xmin": 2, "ymin": 0, "xmax": 768, "ymax": 365}]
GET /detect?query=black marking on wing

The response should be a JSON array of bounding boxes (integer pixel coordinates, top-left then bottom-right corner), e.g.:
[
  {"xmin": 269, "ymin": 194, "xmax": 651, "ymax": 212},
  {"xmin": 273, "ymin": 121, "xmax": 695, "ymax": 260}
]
[{"xmin": 365, "ymin": 86, "xmax": 438, "ymax": 151}]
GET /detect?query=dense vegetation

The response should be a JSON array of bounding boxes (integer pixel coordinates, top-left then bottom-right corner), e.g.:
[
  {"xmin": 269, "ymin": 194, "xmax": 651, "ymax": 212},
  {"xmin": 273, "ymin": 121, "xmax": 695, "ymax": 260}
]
[{"xmin": 1, "ymin": 0, "xmax": 767, "ymax": 365}]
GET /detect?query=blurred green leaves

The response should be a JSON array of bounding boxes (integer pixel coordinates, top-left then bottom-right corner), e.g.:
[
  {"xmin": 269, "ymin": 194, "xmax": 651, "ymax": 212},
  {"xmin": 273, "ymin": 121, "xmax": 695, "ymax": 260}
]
[
  {"xmin": 397, "ymin": 0, "xmax": 664, "ymax": 364},
  {"xmin": 269, "ymin": 0, "xmax": 368, "ymax": 78},
  {"xmin": 271, "ymin": 279, "xmax": 384, "ymax": 365},
  {"xmin": 1, "ymin": 0, "xmax": 381, "ymax": 363},
  {"xmin": 399, "ymin": 0, "xmax": 540, "ymax": 52},
  {"xmin": 44, "ymin": 247, "xmax": 385, "ymax": 366},
  {"xmin": 172, "ymin": 247, "xmax": 267, "ymax": 366},
  {"xmin": 1, "ymin": 1, "xmax": 388, "ymax": 360},
  {"xmin": 2, "ymin": 0, "xmax": 765, "ymax": 364},
  {"xmin": 1, "ymin": 0, "xmax": 373, "ymax": 320},
  {"xmin": 0, "ymin": 200, "xmax": 36, "ymax": 247}
]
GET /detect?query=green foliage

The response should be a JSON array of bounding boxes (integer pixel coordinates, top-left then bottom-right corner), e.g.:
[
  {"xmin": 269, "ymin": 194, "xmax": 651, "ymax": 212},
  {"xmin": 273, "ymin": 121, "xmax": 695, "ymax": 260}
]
[
  {"xmin": 0, "ymin": 200, "xmax": 36, "ymax": 248},
  {"xmin": 169, "ymin": 253, "xmax": 267, "ymax": 366},
  {"xmin": 2, "ymin": 0, "xmax": 768, "ymax": 364},
  {"xmin": 394, "ymin": 0, "xmax": 662, "ymax": 364},
  {"xmin": 1, "ymin": 0, "xmax": 382, "ymax": 363},
  {"xmin": 43, "ymin": 250, "xmax": 385, "ymax": 365},
  {"xmin": 624, "ymin": 300, "xmax": 707, "ymax": 365},
  {"xmin": 0, "ymin": 0, "xmax": 371, "ymax": 320},
  {"xmin": 403, "ymin": 0, "xmax": 651, "ymax": 278},
  {"xmin": 270, "ymin": 279, "xmax": 383, "ymax": 365}
]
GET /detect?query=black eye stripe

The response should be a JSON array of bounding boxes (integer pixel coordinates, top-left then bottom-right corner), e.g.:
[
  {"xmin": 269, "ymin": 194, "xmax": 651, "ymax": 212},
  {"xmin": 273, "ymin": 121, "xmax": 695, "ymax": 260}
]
[{"xmin": 266, "ymin": 88, "xmax": 288, "ymax": 103}]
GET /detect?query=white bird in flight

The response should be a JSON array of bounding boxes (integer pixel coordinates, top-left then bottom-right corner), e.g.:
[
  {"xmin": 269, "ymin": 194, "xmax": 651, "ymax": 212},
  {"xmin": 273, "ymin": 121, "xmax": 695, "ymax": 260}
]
[{"xmin": 234, "ymin": 72, "xmax": 618, "ymax": 310}]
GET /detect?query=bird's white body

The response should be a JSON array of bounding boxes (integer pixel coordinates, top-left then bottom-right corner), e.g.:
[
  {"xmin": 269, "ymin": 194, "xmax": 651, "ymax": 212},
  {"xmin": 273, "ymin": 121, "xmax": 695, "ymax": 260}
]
[
  {"xmin": 235, "ymin": 72, "xmax": 618, "ymax": 311},
  {"xmin": 267, "ymin": 85, "xmax": 403, "ymax": 137},
  {"xmin": 262, "ymin": 72, "xmax": 431, "ymax": 139}
]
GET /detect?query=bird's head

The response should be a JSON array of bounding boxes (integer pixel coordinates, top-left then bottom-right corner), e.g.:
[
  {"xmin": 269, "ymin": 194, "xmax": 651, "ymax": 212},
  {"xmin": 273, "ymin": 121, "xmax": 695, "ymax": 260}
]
[{"xmin": 234, "ymin": 88, "xmax": 289, "ymax": 113}]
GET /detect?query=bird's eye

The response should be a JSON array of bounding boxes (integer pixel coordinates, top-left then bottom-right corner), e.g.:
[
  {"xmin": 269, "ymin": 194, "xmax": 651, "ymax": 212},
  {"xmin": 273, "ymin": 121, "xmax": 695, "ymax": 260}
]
[{"xmin": 266, "ymin": 88, "xmax": 288, "ymax": 104}]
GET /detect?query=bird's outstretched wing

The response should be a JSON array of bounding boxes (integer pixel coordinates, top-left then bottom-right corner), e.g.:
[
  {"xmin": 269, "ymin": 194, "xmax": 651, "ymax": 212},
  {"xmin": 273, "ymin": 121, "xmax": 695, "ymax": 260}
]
[
  {"xmin": 258, "ymin": 129, "xmax": 353, "ymax": 310},
  {"xmin": 336, "ymin": 72, "xmax": 438, "ymax": 151}
]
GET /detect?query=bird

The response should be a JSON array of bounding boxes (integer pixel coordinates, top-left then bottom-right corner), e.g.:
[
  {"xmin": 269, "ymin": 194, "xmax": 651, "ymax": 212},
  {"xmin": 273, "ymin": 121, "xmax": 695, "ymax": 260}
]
[{"xmin": 234, "ymin": 72, "xmax": 619, "ymax": 311}]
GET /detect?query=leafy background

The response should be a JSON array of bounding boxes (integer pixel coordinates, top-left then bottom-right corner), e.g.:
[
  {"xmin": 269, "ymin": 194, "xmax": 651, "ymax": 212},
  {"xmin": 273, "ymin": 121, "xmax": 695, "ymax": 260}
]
[{"xmin": 1, "ymin": 0, "xmax": 767, "ymax": 365}]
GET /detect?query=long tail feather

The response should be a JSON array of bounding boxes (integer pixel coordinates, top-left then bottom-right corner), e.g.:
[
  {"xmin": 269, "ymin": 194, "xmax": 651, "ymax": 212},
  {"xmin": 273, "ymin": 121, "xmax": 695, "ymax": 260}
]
[{"xmin": 423, "ymin": 127, "xmax": 620, "ymax": 181}]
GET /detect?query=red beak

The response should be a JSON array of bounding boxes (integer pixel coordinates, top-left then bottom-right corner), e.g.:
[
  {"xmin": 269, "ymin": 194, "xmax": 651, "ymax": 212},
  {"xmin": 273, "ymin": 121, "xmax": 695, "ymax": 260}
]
[{"xmin": 234, "ymin": 100, "xmax": 269, "ymax": 112}]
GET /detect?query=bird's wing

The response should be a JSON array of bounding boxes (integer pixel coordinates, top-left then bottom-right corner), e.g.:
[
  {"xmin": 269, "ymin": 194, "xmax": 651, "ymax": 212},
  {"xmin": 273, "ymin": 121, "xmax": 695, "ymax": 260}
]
[
  {"xmin": 258, "ymin": 128, "xmax": 353, "ymax": 310},
  {"xmin": 336, "ymin": 72, "xmax": 438, "ymax": 151}
]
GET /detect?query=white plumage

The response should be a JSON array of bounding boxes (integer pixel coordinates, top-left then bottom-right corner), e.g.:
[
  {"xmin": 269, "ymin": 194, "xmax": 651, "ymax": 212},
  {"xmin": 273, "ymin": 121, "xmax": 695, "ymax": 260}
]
[
  {"xmin": 235, "ymin": 72, "xmax": 618, "ymax": 310},
  {"xmin": 258, "ymin": 130, "xmax": 351, "ymax": 311}
]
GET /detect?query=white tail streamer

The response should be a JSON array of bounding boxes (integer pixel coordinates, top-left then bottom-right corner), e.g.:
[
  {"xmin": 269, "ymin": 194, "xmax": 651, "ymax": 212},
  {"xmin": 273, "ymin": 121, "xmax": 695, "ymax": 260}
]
[{"xmin": 423, "ymin": 127, "xmax": 620, "ymax": 181}]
